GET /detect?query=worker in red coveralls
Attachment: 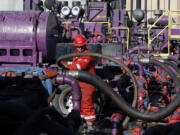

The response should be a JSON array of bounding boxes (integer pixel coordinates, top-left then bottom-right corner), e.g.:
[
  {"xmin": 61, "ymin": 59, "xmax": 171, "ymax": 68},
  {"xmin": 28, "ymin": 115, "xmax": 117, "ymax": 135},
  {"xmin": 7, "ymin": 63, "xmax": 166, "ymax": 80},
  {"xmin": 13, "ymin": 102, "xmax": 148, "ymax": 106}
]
[{"xmin": 60, "ymin": 34, "xmax": 96, "ymax": 130}]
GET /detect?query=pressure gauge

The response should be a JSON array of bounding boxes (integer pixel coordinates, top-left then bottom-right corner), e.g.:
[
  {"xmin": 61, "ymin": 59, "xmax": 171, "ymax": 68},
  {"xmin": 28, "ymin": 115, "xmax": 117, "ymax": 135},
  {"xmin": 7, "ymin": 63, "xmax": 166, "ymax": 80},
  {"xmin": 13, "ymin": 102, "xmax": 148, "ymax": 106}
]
[
  {"xmin": 61, "ymin": 6, "xmax": 70, "ymax": 16},
  {"xmin": 71, "ymin": 6, "xmax": 81, "ymax": 16}
]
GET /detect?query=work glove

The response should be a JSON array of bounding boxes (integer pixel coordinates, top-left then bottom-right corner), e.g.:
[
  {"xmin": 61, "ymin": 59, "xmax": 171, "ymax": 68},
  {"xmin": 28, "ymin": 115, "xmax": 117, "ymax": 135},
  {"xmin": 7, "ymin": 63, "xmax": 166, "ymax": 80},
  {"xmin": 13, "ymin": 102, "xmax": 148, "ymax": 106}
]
[
  {"xmin": 44, "ymin": 69, "xmax": 57, "ymax": 78},
  {"xmin": 39, "ymin": 69, "xmax": 57, "ymax": 80}
]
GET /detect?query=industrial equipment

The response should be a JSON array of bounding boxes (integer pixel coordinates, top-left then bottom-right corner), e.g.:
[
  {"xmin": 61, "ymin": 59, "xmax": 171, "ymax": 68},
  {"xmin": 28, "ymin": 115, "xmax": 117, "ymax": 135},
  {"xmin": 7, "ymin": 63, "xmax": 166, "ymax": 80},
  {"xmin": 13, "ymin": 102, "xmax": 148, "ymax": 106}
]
[{"xmin": 0, "ymin": 0, "xmax": 180, "ymax": 135}]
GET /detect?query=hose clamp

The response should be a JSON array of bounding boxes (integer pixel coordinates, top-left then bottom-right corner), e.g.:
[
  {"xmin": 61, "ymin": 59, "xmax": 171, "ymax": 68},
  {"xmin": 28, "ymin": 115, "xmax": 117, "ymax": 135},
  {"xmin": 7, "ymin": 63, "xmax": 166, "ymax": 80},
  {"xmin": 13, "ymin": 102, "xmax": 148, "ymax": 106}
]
[
  {"xmin": 161, "ymin": 56, "xmax": 168, "ymax": 60},
  {"xmin": 158, "ymin": 59, "xmax": 164, "ymax": 63},
  {"xmin": 65, "ymin": 70, "xmax": 79, "ymax": 78},
  {"xmin": 139, "ymin": 58, "xmax": 150, "ymax": 63}
]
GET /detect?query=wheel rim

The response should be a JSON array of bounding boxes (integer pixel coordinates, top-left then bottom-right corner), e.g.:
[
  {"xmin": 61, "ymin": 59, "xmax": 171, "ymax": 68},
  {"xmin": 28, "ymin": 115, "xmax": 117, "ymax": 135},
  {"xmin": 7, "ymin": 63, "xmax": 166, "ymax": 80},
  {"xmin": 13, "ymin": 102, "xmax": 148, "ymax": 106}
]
[
  {"xmin": 59, "ymin": 90, "xmax": 73, "ymax": 115},
  {"xmin": 65, "ymin": 94, "xmax": 73, "ymax": 113}
]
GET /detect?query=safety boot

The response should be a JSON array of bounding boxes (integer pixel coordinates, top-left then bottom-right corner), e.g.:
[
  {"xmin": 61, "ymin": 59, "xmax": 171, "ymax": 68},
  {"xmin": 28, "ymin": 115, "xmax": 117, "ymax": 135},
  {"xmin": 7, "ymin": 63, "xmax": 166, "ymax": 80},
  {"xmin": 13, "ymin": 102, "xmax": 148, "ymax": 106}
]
[
  {"xmin": 77, "ymin": 119, "xmax": 87, "ymax": 135},
  {"xmin": 86, "ymin": 121, "xmax": 96, "ymax": 134}
]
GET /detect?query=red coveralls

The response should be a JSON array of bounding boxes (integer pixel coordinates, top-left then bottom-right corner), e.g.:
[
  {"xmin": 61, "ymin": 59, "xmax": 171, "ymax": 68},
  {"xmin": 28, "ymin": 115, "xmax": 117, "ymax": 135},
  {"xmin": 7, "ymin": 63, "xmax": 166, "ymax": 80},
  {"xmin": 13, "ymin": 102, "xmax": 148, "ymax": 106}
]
[{"xmin": 62, "ymin": 48, "xmax": 96, "ymax": 122}]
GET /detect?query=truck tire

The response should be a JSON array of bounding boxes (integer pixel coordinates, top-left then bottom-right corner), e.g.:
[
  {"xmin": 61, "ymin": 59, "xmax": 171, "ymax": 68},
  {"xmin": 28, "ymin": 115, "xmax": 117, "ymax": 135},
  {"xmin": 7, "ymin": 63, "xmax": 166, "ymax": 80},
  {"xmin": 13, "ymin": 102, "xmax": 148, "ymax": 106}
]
[
  {"xmin": 53, "ymin": 85, "xmax": 102, "ymax": 118},
  {"xmin": 53, "ymin": 85, "xmax": 73, "ymax": 117}
]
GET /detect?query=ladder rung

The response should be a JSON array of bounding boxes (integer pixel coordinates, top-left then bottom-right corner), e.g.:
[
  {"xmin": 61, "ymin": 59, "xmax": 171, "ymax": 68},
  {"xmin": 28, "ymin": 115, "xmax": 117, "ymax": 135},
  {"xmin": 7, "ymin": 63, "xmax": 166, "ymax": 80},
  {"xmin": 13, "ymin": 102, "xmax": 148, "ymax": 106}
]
[
  {"xmin": 153, "ymin": 53, "xmax": 170, "ymax": 57},
  {"xmin": 170, "ymin": 35, "xmax": 180, "ymax": 39}
]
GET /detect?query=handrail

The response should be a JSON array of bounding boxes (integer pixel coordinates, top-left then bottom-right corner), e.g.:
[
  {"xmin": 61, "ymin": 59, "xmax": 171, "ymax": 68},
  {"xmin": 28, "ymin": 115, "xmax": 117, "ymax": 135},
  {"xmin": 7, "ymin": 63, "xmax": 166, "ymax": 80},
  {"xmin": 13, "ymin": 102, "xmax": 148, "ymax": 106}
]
[
  {"xmin": 148, "ymin": 11, "xmax": 169, "ymax": 49},
  {"xmin": 170, "ymin": 11, "xmax": 180, "ymax": 28},
  {"xmin": 126, "ymin": 0, "xmax": 128, "ymax": 11},
  {"xmin": 148, "ymin": 11, "xmax": 170, "ymax": 56},
  {"xmin": 151, "ymin": 25, "xmax": 168, "ymax": 42},
  {"xmin": 169, "ymin": 10, "xmax": 180, "ymax": 33},
  {"xmin": 148, "ymin": 10, "xmax": 180, "ymax": 56},
  {"xmin": 111, "ymin": 27, "xmax": 130, "ymax": 49},
  {"xmin": 169, "ymin": 10, "xmax": 180, "ymax": 12}
]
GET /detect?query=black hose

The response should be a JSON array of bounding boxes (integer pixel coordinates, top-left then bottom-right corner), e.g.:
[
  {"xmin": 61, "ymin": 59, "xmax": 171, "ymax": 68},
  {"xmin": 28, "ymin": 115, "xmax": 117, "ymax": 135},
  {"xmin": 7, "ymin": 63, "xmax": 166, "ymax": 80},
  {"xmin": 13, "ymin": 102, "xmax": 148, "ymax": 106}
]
[
  {"xmin": 57, "ymin": 52, "xmax": 138, "ymax": 127},
  {"xmin": 146, "ymin": 59, "xmax": 180, "ymax": 87},
  {"xmin": 56, "ymin": 53, "xmax": 137, "ymax": 93},
  {"xmin": 57, "ymin": 53, "xmax": 180, "ymax": 121},
  {"xmin": 64, "ymin": 69, "xmax": 180, "ymax": 121},
  {"xmin": 163, "ymin": 60, "xmax": 180, "ymax": 77},
  {"xmin": 167, "ymin": 56, "xmax": 180, "ymax": 66}
]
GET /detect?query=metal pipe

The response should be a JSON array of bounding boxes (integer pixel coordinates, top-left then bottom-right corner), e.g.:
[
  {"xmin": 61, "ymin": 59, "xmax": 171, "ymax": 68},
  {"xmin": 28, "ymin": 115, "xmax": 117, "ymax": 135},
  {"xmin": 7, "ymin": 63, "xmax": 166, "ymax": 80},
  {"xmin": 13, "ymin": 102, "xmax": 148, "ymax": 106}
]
[
  {"xmin": 136, "ymin": 0, "xmax": 141, "ymax": 9},
  {"xmin": 111, "ymin": 113, "xmax": 122, "ymax": 135},
  {"xmin": 33, "ymin": 0, "xmax": 39, "ymax": 10},
  {"xmin": 144, "ymin": 0, "xmax": 147, "ymax": 27},
  {"xmin": 122, "ymin": 0, "xmax": 125, "ymax": 9},
  {"xmin": 72, "ymin": 26, "xmax": 82, "ymax": 34},
  {"xmin": 168, "ymin": 0, "xmax": 170, "ymax": 10},
  {"xmin": 56, "ymin": 75, "xmax": 81, "ymax": 111},
  {"xmin": 157, "ymin": 0, "xmax": 160, "ymax": 10},
  {"xmin": 127, "ymin": 44, "xmax": 168, "ymax": 55},
  {"xmin": 131, "ymin": 0, "xmax": 133, "ymax": 20},
  {"xmin": 24, "ymin": 0, "xmax": 31, "ymax": 10},
  {"xmin": 114, "ymin": 59, "xmax": 143, "ymax": 76},
  {"xmin": 128, "ymin": 46, "xmax": 150, "ymax": 54},
  {"xmin": 24, "ymin": 0, "xmax": 40, "ymax": 10},
  {"xmin": 130, "ymin": 62, "xmax": 143, "ymax": 76}
]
